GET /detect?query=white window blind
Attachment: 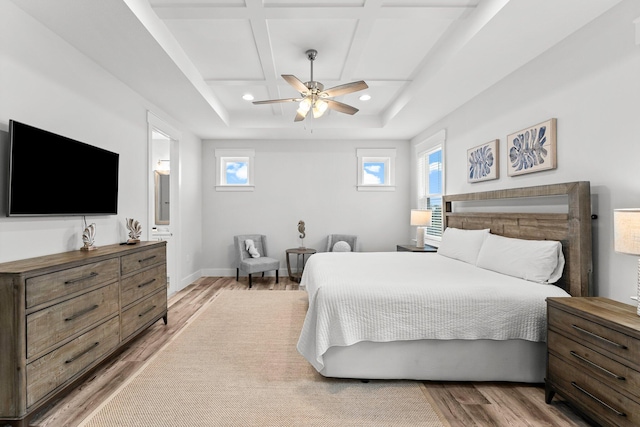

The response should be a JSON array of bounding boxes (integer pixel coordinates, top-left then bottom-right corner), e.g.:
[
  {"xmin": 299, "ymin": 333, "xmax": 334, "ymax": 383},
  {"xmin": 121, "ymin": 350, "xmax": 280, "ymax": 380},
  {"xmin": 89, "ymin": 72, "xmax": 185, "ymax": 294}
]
[{"xmin": 417, "ymin": 144, "xmax": 444, "ymax": 239}]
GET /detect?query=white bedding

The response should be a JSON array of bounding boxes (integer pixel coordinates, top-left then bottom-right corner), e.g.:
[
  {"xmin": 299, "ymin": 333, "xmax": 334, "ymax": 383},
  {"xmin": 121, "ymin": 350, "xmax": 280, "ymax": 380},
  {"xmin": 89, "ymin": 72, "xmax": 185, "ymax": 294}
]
[{"xmin": 296, "ymin": 251, "xmax": 571, "ymax": 373}]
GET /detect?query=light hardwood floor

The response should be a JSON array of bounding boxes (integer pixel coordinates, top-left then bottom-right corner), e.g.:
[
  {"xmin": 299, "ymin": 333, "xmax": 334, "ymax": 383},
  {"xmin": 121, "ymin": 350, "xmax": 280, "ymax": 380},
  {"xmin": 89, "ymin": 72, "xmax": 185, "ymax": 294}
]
[{"xmin": 30, "ymin": 276, "xmax": 597, "ymax": 427}]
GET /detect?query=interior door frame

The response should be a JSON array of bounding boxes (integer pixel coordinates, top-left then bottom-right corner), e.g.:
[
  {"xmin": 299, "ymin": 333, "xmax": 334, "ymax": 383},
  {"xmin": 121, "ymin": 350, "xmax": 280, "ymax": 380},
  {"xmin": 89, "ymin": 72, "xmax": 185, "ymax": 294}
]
[{"xmin": 147, "ymin": 111, "xmax": 181, "ymax": 295}]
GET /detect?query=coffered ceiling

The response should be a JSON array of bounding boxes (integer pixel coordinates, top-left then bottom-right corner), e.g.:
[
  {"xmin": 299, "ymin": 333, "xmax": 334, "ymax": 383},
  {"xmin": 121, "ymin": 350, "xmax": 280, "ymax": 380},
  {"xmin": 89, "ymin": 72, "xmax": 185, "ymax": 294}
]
[{"xmin": 11, "ymin": 0, "xmax": 623, "ymax": 140}]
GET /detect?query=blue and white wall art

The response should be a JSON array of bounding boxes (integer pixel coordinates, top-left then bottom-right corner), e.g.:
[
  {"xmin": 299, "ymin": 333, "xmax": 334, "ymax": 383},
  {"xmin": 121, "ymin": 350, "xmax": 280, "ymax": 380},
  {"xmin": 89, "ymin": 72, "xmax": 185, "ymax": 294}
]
[
  {"xmin": 467, "ymin": 139, "xmax": 499, "ymax": 183},
  {"xmin": 507, "ymin": 118, "xmax": 557, "ymax": 176}
]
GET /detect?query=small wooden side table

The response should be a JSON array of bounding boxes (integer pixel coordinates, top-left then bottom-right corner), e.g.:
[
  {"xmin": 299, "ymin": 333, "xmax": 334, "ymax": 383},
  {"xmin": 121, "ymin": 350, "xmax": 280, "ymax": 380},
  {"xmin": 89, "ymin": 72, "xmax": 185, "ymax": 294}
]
[
  {"xmin": 396, "ymin": 244, "xmax": 438, "ymax": 253},
  {"xmin": 285, "ymin": 247, "xmax": 317, "ymax": 282}
]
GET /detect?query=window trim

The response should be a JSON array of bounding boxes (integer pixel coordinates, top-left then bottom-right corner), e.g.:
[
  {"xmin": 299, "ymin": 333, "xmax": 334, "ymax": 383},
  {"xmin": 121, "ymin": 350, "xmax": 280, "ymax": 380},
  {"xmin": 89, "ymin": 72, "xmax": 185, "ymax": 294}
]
[
  {"xmin": 356, "ymin": 148, "xmax": 396, "ymax": 191},
  {"xmin": 215, "ymin": 148, "xmax": 255, "ymax": 192},
  {"xmin": 416, "ymin": 130, "xmax": 445, "ymax": 244}
]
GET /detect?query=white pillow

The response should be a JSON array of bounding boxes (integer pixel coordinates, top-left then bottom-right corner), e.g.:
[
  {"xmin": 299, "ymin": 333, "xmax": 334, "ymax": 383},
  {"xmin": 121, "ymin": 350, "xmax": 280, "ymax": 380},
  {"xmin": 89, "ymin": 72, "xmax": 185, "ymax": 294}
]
[
  {"xmin": 475, "ymin": 233, "xmax": 565, "ymax": 283},
  {"xmin": 332, "ymin": 241, "xmax": 352, "ymax": 252},
  {"xmin": 436, "ymin": 228, "xmax": 490, "ymax": 265}
]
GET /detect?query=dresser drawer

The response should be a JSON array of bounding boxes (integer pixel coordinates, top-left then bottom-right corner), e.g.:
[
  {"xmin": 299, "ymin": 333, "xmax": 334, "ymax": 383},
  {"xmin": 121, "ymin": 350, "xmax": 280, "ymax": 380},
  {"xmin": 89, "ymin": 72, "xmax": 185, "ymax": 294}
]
[
  {"xmin": 549, "ymin": 354, "xmax": 640, "ymax": 427},
  {"xmin": 121, "ymin": 264, "xmax": 166, "ymax": 308},
  {"xmin": 26, "ymin": 282, "xmax": 119, "ymax": 359},
  {"xmin": 548, "ymin": 330, "xmax": 640, "ymax": 400},
  {"xmin": 121, "ymin": 246, "xmax": 166, "ymax": 276},
  {"xmin": 548, "ymin": 305, "xmax": 640, "ymax": 365},
  {"xmin": 121, "ymin": 289, "xmax": 166, "ymax": 340},
  {"xmin": 26, "ymin": 316, "xmax": 120, "ymax": 408},
  {"xmin": 26, "ymin": 258, "xmax": 119, "ymax": 308}
]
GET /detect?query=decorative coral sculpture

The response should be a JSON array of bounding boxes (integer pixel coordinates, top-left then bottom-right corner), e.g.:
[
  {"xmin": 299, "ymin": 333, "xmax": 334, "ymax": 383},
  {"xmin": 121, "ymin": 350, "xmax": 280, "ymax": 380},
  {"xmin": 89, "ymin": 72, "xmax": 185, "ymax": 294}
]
[
  {"xmin": 81, "ymin": 223, "xmax": 97, "ymax": 251},
  {"xmin": 126, "ymin": 218, "xmax": 142, "ymax": 243}
]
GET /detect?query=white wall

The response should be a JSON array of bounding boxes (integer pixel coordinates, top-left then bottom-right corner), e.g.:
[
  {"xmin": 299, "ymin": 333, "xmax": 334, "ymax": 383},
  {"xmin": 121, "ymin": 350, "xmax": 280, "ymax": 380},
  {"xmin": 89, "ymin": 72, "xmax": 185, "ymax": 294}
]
[
  {"xmin": 202, "ymin": 139, "xmax": 410, "ymax": 276},
  {"xmin": 411, "ymin": 0, "xmax": 640, "ymax": 302},
  {"xmin": 0, "ymin": 1, "xmax": 202, "ymax": 293}
]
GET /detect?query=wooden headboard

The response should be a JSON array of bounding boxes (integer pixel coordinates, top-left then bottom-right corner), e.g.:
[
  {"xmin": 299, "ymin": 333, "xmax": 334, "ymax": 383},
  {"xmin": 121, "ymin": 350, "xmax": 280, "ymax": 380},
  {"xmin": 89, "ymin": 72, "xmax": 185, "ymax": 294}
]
[{"xmin": 442, "ymin": 181, "xmax": 592, "ymax": 297}]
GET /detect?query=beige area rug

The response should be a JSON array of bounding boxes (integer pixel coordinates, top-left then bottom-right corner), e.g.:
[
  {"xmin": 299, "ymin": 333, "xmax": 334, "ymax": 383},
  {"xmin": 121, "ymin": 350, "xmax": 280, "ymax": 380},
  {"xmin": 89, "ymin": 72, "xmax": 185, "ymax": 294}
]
[{"xmin": 81, "ymin": 290, "xmax": 447, "ymax": 426}]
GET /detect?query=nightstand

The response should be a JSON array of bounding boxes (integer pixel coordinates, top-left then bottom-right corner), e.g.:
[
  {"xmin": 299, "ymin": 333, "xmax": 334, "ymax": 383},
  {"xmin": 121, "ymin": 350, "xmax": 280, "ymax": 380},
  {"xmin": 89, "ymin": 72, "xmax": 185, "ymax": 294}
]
[
  {"xmin": 546, "ymin": 297, "xmax": 640, "ymax": 427},
  {"xmin": 396, "ymin": 244, "xmax": 437, "ymax": 253},
  {"xmin": 285, "ymin": 247, "xmax": 316, "ymax": 282}
]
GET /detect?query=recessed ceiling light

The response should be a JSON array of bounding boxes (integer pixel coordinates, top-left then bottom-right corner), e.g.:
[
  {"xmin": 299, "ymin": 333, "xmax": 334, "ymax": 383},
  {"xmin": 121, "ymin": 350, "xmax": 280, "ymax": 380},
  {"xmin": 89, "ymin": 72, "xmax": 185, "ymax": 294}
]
[
  {"xmin": 242, "ymin": 94, "xmax": 254, "ymax": 101},
  {"xmin": 359, "ymin": 94, "xmax": 371, "ymax": 101}
]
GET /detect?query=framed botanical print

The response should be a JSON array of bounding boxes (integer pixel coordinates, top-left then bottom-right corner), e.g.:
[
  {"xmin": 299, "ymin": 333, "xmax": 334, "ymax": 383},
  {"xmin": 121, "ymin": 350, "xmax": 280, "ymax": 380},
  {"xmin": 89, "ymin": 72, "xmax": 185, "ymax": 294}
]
[
  {"xmin": 507, "ymin": 118, "xmax": 557, "ymax": 176},
  {"xmin": 467, "ymin": 139, "xmax": 499, "ymax": 183}
]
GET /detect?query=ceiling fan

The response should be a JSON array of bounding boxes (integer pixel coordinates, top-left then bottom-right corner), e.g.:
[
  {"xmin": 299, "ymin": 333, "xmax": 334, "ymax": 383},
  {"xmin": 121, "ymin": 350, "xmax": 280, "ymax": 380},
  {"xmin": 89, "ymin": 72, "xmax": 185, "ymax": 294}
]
[{"xmin": 253, "ymin": 49, "xmax": 368, "ymax": 122}]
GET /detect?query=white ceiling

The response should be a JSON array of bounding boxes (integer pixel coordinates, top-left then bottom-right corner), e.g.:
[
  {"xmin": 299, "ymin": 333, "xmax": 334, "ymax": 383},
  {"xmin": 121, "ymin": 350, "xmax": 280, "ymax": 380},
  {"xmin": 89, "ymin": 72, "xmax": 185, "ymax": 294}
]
[{"xmin": 11, "ymin": 0, "xmax": 623, "ymax": 140}]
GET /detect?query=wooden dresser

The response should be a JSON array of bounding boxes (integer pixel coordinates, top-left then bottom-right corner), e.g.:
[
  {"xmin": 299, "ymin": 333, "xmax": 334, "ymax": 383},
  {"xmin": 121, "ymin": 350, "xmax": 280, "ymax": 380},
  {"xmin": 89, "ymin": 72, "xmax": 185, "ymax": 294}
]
[
  {"xmin": 546, "ymin": 297, "xmax": 640, "ymax": 427},
  {"xmin": 0, "ymin": 241, "xmax": 167, "ymax": 427}
]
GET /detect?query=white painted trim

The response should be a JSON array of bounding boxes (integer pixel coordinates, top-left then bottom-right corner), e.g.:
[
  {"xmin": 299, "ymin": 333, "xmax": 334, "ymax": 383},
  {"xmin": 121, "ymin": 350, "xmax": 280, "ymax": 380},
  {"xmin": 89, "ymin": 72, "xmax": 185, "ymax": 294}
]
[
  {"xmin": 356, "ymin": 148, "xmax": 396, "ymax": 191},
  {"xmin": 147, "ymin": 111, "xmax": 181, "ymax": 140},
  {"xmin": 635, "ymin": 16, "xmax": 640, "ymax": 45},
  {"xmin": 214, "ymin": 148, "xmax": 255, "ymax": 190}
]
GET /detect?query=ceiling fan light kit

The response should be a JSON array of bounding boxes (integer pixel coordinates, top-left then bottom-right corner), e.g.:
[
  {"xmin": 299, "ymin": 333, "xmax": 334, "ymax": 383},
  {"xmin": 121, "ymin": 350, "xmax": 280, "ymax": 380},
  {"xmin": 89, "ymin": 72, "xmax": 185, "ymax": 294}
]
[{"xmin": 253, "ymin": 49, "xmax": 368, "ymax": 122}]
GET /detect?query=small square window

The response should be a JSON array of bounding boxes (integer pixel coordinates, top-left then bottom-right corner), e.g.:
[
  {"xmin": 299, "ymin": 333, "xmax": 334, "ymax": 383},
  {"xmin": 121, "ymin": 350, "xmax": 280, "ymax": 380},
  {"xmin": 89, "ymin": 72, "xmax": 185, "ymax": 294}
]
[
  {"xmin": 357, "ymin": 148, "xmax": 396, "ymax": 191},
  {"xmin": 215, "ymin": 149, "xmax": 255, "ymax": 191}
]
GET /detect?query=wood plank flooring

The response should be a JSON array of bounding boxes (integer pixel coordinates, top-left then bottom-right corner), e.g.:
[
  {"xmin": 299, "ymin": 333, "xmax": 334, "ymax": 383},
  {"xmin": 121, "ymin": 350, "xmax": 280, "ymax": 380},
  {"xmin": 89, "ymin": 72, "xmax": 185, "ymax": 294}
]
[{"xmin": 30, "ymin": 276, "xmax": 597, "ymax": 427}]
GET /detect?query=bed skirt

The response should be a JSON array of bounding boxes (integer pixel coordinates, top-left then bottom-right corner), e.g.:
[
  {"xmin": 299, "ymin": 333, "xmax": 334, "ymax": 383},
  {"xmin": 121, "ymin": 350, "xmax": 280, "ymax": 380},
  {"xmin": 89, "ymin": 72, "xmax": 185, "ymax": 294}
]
[{"xmin": 319, "ymin": 339, "xmax": 545, "ymax": 383}]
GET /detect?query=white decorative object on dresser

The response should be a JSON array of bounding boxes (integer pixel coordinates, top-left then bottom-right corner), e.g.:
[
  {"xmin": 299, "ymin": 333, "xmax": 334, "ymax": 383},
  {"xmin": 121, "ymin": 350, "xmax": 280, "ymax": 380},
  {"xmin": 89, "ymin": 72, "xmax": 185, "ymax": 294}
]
[{"xmin": 0, "ymin": 241, "xmax": 167, "ymax": 427}]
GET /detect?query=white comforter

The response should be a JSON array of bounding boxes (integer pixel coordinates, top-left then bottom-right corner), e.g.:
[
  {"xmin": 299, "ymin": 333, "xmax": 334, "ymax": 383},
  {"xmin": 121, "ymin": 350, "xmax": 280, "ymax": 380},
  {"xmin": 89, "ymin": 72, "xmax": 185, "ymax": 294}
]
[{"xmin": 296, "ymin": 252, "xmax": 571, "ymax": 372}]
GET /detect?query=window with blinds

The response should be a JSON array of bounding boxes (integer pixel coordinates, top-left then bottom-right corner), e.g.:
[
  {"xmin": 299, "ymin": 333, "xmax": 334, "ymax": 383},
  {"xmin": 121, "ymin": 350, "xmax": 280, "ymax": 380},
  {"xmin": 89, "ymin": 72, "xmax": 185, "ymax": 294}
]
[{"xmin": 417, "ymin": 145, "xmax": 444, "ymax": 239}]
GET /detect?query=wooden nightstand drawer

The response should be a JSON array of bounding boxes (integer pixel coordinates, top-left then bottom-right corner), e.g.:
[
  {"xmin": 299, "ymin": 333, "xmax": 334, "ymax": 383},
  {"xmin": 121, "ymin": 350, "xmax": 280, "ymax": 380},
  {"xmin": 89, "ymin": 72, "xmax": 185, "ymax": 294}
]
[
  {"xmin": 26, "ymin": 282, "xmax": 119, "ymax": 359},
  {"xmin": 26, "ymin": 258, "xmax": 119, "ymax": 308},
  {"xmin": 548, "ymin": 303, "xmax": 640, "ymax": 366},
  {"xmin": 546, "ymin": 297, "xmax": 640, "ymax": 427},
  {"xmin": 549, "ymin": 354, "xmax": 640, "ymax": 427},
  {"xmin": 548, "ymin": 329, "xmax": 640, "ymax": 400}
]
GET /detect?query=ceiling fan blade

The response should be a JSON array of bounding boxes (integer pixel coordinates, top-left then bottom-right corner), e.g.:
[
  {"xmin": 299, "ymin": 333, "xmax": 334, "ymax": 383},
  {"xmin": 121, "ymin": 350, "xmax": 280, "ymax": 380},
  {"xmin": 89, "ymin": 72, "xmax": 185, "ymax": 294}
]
[
  {"xmin": 282, "ymin": 75, "xmax": 309, "ymax": 94},
  {"xmin": 252, "ymin": 98, "xmax": 300, "ymax": 105},
  {"xmin": 321, "ymin": 81, "xmax": 368, "ymax": 98},
  {"xmin": 325, "ymin": 99, "xmax": 359, "ymax": 115}
]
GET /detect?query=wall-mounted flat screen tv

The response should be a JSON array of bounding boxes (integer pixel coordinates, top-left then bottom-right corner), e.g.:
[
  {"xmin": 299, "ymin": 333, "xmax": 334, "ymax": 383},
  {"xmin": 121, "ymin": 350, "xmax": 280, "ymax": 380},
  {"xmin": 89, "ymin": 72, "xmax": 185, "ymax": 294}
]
[{"xmin": 7, "ymin": 120, "xmax": 119, "ymax": 216}]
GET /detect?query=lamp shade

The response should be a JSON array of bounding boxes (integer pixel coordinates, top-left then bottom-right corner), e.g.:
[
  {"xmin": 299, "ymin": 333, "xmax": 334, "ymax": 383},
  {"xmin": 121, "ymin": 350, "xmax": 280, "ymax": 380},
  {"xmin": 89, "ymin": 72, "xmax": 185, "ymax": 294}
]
[
  {"xmin": 614, "ymin": 209, "xmax": 640, "ymax": 255},
  {"xmin": 410, "ymin": 209, "xmax": 432, "ymax": 227}
]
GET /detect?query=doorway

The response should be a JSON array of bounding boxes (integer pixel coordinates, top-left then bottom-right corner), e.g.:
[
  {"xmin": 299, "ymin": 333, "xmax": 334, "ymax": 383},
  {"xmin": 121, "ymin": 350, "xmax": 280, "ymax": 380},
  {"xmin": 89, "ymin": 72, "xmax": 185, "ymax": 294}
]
[{"xmin": 147, "ymin": 112, "xmax": 180, "ymax": 296}]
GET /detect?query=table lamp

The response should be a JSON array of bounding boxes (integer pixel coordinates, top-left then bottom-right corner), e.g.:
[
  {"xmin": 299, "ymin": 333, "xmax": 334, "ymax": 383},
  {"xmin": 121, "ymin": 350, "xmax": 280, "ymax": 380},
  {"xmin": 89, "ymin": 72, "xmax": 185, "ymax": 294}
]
[
  {"xmin": 614, "ymin": 208, "xmax": 640, "ymax": 315},
  {"xmin": 411, "ymin": 209, "xmax": 432, "ymax": 248}
]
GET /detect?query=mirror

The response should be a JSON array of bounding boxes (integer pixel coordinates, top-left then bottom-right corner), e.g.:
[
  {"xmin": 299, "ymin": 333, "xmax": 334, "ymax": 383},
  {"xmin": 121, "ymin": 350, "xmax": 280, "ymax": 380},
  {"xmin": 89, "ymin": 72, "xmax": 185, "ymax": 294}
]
[{"xmin": 155, "ymin": 170, "xmax": 170, "ymax": 225}]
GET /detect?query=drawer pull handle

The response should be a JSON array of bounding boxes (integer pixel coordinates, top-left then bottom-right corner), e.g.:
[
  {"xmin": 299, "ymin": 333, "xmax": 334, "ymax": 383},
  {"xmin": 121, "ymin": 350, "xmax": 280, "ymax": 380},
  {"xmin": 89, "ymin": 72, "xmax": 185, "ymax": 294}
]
[
  {"xmin": 65, "ymin": 342, "xmax": 99, "ymax": 364},
  {"xmin": 571, "ymin": 324, "xmax": 627, "ymax": 349},
  {"xmin": 64, "ymin": 272, "xmax": 98, "ymax": 285},
  {"xmin": 65, "ymin": 304, "xmax": 99, "ymax": 322},
  {"xmin": 139, "ymin": 305, "xmax": 157, "ymax": 317},
  {"xmin": 571, "ymin": 382, "xmax": 626, "ymax": 417},
  {"xmin": 569, "ymin": 351, "xmax": 625, "ymax": 380},
  {"xmin": 138, "ymin": 279, "xmax": 156, "ymax": 288},
  {"xmin": 138, "ymin": 256, "xmax": 157, "ymax": 263}
]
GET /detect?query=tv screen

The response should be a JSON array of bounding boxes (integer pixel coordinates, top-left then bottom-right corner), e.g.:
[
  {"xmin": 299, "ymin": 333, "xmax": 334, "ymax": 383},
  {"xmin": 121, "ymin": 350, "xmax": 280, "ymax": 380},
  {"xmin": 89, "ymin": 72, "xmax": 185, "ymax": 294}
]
[{"xmin": 8, "ymin": 120, "xmax": 119, "ymax": 216}]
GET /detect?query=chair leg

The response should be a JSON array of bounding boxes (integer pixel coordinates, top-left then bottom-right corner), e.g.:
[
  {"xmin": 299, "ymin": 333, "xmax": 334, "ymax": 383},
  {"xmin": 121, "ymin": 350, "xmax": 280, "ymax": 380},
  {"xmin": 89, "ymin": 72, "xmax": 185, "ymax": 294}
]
[
  {"xmin": 248, "ymin": 274, "xmax": 252, "ymax": 289},
  {"xmin": 236, "ymin": 268, "xmax": 239, "ymax": 282},
  {"xmin": 276, "ymin": 270, "xmax": 279, "ymax": 284}
]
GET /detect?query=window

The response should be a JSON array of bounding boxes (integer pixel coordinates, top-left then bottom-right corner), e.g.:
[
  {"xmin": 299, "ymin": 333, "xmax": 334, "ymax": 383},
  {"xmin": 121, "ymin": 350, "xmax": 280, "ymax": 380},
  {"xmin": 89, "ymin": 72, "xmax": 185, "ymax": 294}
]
[
  {"xmin": 416, "ymin": 131, "xmax": 445, "ymax": 240},
  {"xmin": 215, "ymin": 149, "xmax": 254, "ymax": 191},
  {"xmin": 357, "ymin": 148, "xmax": 396, "ymax": 191}
]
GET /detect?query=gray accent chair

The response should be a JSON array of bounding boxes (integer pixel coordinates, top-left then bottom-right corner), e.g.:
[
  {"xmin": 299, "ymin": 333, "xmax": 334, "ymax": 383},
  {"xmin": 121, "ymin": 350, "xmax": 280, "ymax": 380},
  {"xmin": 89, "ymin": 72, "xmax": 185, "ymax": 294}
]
[
  {"xmin": 326, "ymin": 234, "xmax": 358, "ymax": 252},
  {"xmin": 234, "ymin": 234, "xmax": 279, "ymax": 288}
]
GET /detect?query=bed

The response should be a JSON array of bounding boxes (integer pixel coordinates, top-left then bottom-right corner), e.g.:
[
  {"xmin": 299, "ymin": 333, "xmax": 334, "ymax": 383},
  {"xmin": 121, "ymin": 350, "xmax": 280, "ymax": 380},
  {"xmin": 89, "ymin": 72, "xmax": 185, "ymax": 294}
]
[{"xmin": 296, "ymin": 182, "xmax": 592, "ymax": 382}]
